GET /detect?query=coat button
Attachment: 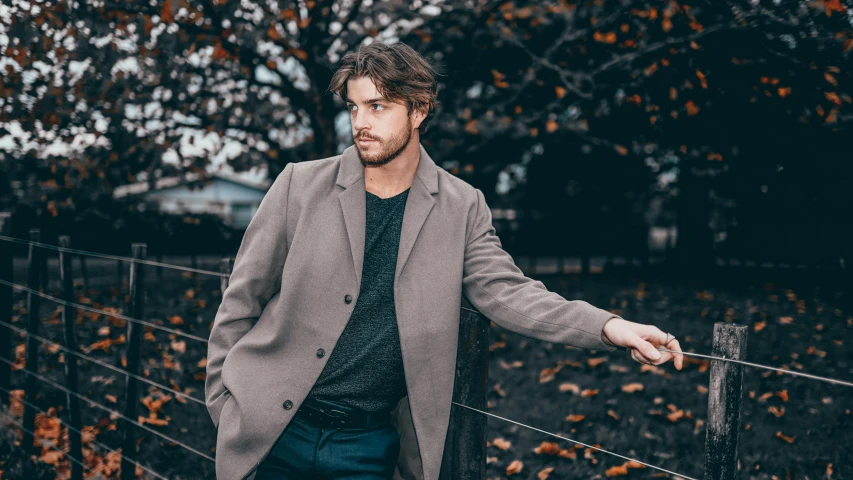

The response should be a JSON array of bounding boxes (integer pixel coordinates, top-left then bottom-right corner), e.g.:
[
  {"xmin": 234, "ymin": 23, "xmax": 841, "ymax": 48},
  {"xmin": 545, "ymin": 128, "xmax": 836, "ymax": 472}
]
[
  {"xmin": 344, "ymin": 294, "xmax": 353, "ymax": 304},
  {"xmin": 283, "ymin": 400, "xmax": 293, "ymax": 410},
  {"xmin": 316, "ymin": 348, "xmax": 325, "ymax": 358}
]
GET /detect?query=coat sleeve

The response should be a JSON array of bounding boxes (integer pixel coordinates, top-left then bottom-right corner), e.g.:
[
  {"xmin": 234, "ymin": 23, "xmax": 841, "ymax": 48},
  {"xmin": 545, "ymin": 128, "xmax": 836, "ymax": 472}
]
[
  {"xmin": 461, "ymin": 188, "xmax": 621, "ymax": 352},
  {"xmin": 205, "ymin": 162, "xmax": 295, "ymax": 428}
]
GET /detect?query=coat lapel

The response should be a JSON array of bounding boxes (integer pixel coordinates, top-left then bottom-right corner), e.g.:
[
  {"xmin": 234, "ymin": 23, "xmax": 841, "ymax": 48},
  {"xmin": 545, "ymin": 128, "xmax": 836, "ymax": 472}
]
[{"xmin": 336, "ymin": 142, "xmax": 439, "ymax": 287}]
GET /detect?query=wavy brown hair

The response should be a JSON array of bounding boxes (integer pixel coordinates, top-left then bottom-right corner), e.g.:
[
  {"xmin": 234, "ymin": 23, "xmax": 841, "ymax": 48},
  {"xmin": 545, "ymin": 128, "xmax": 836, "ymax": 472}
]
[{"xmin": 327, "ymin": 42, "xmax": 440, "ymax": 135}]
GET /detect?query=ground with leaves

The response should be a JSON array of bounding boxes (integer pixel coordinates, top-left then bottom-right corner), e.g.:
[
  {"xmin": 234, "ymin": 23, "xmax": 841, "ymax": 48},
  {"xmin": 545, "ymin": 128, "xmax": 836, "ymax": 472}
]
[{"xmin": 0, "ymin": 264, "xmax": 850, "ymax": 480}]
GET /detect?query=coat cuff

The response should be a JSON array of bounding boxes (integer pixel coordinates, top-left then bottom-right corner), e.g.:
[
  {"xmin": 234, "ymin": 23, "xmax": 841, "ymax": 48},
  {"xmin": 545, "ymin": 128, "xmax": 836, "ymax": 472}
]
[{"xmin": 594, "ymin": 313, "xmax": 622, "ymax": 352}]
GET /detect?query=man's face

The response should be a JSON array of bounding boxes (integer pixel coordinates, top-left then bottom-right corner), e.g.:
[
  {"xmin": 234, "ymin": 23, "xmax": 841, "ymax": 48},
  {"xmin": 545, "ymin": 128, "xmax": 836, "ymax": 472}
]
[{"xmin": 346, "ymin": 76, "xmax": 419, "ymax": 168}]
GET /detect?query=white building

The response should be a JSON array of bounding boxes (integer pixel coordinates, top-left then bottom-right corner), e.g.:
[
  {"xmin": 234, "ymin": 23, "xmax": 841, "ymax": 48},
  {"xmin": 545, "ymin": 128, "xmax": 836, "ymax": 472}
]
[{"xmin": 113, "ymin": 171, "xmax": 271, "ymax": 229}]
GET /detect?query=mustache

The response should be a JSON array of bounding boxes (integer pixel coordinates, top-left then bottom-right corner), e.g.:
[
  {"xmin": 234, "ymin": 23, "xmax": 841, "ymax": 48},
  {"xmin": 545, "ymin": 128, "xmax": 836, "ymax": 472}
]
[{"xmin": 357, "ymin": 134, "xmax": 379, "ymax": 141}]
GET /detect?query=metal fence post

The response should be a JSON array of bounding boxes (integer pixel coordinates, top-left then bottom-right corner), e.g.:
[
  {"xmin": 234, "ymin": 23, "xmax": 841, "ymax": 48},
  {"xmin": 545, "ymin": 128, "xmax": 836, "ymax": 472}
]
[
  {"xmin": 438, "ymin": 307, "xmax": 489, "ymax": 480},
  {"xmin": 23, "ymin": 228, "xmax": 43, "ymax": 455},
  {"xmin": 58, "ymin": 236, "xmax": 84, "ymax": 480},
  {"xmin": 0, "ymin": 229, "xmax": 12, "ymax": 408},
  {"xmin": 121, "ymin": 243, "xmax": 146, "ymax": 480},
  {"xmin": 702, "ymin": 322, "xmax": 748, "ymax": 480}
]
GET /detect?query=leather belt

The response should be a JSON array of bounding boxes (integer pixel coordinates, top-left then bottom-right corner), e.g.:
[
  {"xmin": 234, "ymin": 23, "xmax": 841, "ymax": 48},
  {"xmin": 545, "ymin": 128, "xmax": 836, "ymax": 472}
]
[{"xmin": 295, "ymin": 397, "xmax": 392, "ymax": 429}]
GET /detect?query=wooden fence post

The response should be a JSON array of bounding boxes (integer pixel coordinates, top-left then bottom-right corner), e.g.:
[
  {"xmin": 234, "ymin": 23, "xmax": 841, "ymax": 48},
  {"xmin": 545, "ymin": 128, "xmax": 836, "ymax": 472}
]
[
  {"xmin": 702, "ymin": 322, "xmax": 748, "ymax": 480},
  {"xmin": 156, "ymin": 253, "xmax": 164, "ymax": 280},
  {"xmin": 0, "ymin": 231, "xmax": 12, "ymax": 408},
  {"xmin": 58, "ymin": 236, "xmax": 84, "ymax": 480},
  {"xmin": 121, "ymin": 243, "xmax": 146, "ymax": 480},
  {"xmin": 23, "ymin": 229, "xmax": 43, "ymax": 455},
  {"xmin": 438, "ymin": 307, "xmax": 490, "ymax": 480},
  {"xmin": 78, "ymin": 255, "xmax": 89, "ymax": 291},
  {"xmin": 220, "ymin": 257, "xmax": 233, "ymax": 293}
]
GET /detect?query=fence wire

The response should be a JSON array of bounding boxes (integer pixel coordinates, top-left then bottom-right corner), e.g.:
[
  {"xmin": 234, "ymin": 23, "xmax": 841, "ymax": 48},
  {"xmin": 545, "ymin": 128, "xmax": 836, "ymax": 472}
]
[
  {"xmin": 453, "ymin": 401, "xmax": 697, "ymax": 480},
  {"xmin": 0, "ymin": 385, "xmax": 170, "ymax": 480},
  {"xmin": 0, "ymin": 278, "xmax": 209, "ymax": 344},
  {"xmin": 2, "ymin": 234, "xmax": 851, "ymax": 479},
  {"xmin": 0, "ymin": 356, "xmax": 215, "ymax": 463},
  {"xmin": 0, "ymin": 235, "xmax": 228, "ymax": 278},
  {"xmin": 0, "ymin": 412, "xmax": 97, "ymax": 477},
  {"xmin": 0, "ymin": 319, "xmax": 205, "ymax": 405}
]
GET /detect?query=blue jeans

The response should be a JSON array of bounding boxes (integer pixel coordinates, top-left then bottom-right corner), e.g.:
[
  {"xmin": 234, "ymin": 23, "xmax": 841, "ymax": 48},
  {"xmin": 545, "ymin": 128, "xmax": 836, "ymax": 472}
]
[{"xmin": 255, "ymin": 407, "xmax": 401, "ymax": 479}]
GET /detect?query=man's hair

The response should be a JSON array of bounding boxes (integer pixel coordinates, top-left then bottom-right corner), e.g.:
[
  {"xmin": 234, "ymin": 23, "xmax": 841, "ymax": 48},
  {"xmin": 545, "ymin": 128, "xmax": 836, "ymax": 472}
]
[{"xmin": 327, "ymin": 42, "xmax": 440, "ymax": 135}]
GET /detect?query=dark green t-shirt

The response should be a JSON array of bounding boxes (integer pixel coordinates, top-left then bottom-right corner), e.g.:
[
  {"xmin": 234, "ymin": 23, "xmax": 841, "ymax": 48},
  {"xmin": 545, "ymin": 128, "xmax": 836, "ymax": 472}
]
[{"xmin": 305, "ymin": 187, "xmax": 411, "ymax": 412}]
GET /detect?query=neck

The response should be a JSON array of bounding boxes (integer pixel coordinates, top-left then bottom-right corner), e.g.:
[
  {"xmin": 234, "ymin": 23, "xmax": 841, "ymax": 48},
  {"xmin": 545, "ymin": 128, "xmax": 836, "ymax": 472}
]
[{"xmin": 363, "ymin": 139, "xmax": 421, "ymax": 198}]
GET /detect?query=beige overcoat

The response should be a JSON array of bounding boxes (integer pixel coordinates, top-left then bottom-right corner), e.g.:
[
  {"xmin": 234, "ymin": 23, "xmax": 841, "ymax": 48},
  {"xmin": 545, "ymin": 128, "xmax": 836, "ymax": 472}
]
[{"xmin": 205, "ymin": 143, "xmax": 620, "ymax": 480}]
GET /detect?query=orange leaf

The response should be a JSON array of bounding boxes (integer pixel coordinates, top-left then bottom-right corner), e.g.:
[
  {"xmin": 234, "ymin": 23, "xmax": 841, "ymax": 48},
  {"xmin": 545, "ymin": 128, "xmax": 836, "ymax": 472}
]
[
  {"xmin": 606, "ymin": 464, "xmax": 629, "ymax": 476},
  {"xmin": 565, "ymin": 414, "xmax": 585, "ymax": 422},
  {"xmin": 587, "ymin": 357, "xmax": 607, "ymax": 368},
  {"xmin": 768, "ymin": 406, "xmax": 785, "ymax": 417},
  {"xmin": 695, "ymin": 70, "xmax": 708, "ymax": 89},
  {"xmin": 621, "ymin": 383, "xmax": 644, "ymax": 393},
  {"xmin": 533, "ymin": 441, "xmax": 561, "ymax": 455},
  {"xmin": 538, "ymin": 467, "xmax": 555, "ymax": 479},
  {"xmin": 776, "ymin": 431, "xmax": 796, "ymax": 443},
  {"xmin": 593, "ymin": 31, "xmax": 617, "ymax": 44},
  {"xmin": 559, "ymin": 383, "xmax": 580, "ymax": 394},
  {"xmin": 492, "ymin": 437, "xmax": 512, "ymax": 450},
  {"xmin": 160, "ymin": 0, "xmax": 174, "ymax": 23},
  {"xmin": 506, "ymin": 460, "xmax": 523, "ymax": 475},
  {"xmin": 546, "ymin": 120, "xmax": 559, "ymax": 133},
  {"xmin": 465, "ymin": 120, "xmax": 479, "ymax": 135}
]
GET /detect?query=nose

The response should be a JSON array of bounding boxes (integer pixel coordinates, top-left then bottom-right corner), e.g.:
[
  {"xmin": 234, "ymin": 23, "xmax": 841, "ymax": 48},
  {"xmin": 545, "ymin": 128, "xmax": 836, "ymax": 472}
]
[{"xmin": 352, "ymin": 108, "xmax": 370, "ymax": 132}]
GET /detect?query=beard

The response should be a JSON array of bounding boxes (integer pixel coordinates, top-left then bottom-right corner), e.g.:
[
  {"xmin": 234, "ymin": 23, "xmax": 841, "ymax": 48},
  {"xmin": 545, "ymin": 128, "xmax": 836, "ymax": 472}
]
[{"xmin": 355, "ymin": 117, "xmax": 414, "ymax": 168}]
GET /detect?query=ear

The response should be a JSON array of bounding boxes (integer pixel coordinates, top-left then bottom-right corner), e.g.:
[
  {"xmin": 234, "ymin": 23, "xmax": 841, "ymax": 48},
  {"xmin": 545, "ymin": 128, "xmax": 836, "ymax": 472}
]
[{"xmin": 411, "ymin": 104, "xmax": 428, "ymax": 129}]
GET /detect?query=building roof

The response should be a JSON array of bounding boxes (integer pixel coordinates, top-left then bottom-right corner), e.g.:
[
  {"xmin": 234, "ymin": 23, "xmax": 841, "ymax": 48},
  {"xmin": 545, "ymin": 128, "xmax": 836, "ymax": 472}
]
[{"xmin": 113, "ymin": 170, "xmax": 271, "ymax": 199}]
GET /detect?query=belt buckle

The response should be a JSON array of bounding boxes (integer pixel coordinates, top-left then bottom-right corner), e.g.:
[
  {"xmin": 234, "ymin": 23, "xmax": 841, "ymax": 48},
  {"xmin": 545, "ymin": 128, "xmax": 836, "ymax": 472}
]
[
  {"xmin": 323, "ymin": 408, "xmax": 349, "ymax": 419},
  {"xmin": 307, "ymin": 402, "xmax": 349, "ymax": 419}
]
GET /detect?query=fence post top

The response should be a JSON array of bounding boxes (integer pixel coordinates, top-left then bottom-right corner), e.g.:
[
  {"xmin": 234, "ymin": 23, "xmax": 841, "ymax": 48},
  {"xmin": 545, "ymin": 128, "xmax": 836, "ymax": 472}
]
[{"xmin": 713, "ymin": 322, "xmax": 748, "ymax": 331}]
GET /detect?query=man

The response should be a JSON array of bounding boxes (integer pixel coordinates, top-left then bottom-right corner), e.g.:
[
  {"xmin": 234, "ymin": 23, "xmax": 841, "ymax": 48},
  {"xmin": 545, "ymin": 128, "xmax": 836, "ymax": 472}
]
[{"xmin": 205, "ymin": 42, "xmax": 684, "ymax": 480}]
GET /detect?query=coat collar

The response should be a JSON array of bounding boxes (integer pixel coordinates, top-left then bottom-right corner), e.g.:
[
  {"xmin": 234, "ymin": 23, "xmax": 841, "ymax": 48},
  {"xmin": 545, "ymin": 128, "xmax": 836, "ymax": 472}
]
[
  {"xmin": 336, "ymin": 142, "xmax": 439, "ymax": 286},
  {"xmin": 335, "ymin": 141, "xmax": 439, "ymax": 194}
]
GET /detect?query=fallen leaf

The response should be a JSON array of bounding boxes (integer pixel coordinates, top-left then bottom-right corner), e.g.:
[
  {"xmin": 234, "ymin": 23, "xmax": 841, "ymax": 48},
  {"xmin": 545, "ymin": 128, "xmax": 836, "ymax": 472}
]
[
  {"xmin": 540, "ymin": 366, "xmax": 561, "ymax": 383},
  {"xmin": 533, "ymin": 441, "xmax": 560, "ymax": 455},
  {"xmin": 538, "ymin": 466, "xmax": 555, "ymax": 479},
  {"xmin": 587, "ymin": 357, "xmax": 607, "ymax": 368},
  {"xmin": 492, "ymin": 438, "xmax": 512, "ymax": 450},
  {"xmin": 559, "ymin": 383, "xmax": 580, "ymax": 394},
  {"xmin": 622, "ymin": 383, "xmax": 644, "ymax": 393}
]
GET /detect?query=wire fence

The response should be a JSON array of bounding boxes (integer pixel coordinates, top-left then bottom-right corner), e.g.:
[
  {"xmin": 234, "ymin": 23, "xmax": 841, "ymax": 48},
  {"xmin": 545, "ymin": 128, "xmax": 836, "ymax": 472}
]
[
  {"xmin": 0, "ymin": 234, "xmax": 849, "ymax": 480},
  {"xmin": 0, "ymin": 384, "xmax": 169, "ymax": 480}
]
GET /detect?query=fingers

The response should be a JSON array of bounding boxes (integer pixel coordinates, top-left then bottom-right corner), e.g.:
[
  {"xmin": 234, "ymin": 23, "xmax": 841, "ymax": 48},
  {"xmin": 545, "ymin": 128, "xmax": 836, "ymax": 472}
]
[
  {"xmin": 629, "ymin": 348, "xmax": 651, "ymax": 365},
  {"xmin": 646, "ymin": 325, "xmax": 669, "ymax": 348},
  {"xmin": 665, "ymin": 339, "xmax": 684, "ymax": 371},
  {"xmin": 635, "ymin": 337, "xmax": 662, "ymax": 362}
]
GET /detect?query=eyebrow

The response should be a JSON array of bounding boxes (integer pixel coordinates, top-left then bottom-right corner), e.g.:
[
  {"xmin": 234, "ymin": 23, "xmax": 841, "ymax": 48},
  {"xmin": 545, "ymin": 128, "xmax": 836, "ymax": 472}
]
[{"xmin": 345, "ymin": 97, "xmax": 387, "ymax": 105}]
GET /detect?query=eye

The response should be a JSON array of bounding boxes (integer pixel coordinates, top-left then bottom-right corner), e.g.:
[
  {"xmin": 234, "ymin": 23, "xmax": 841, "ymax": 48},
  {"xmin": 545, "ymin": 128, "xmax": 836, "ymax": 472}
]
[{"xmin": 372, "ymin": 104, "xmax": 385, "ymax": 111}]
